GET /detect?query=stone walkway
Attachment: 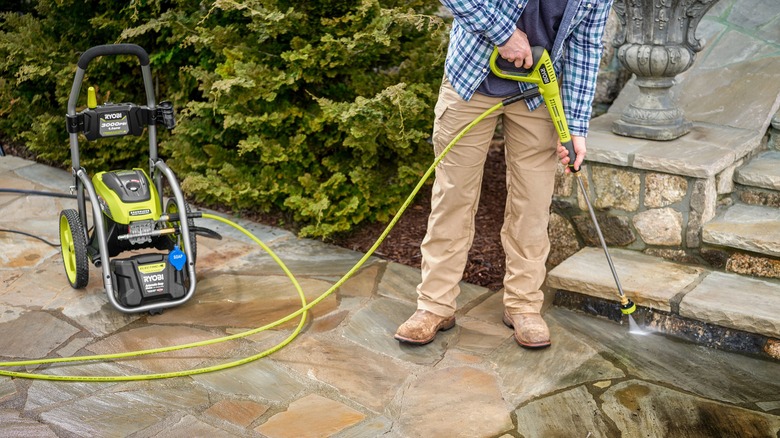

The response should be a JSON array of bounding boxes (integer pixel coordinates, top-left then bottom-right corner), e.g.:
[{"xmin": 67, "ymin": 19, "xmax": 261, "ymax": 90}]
[{"xmin": 1, "ymin": 155, "xmax": 779, "ymax": 437}]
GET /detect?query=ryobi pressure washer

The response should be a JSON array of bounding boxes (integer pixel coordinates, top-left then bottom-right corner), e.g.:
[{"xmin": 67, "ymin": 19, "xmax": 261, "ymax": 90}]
[{"xmin": 61, "ymin": 44, "xmax": 200, "ymax": 314}]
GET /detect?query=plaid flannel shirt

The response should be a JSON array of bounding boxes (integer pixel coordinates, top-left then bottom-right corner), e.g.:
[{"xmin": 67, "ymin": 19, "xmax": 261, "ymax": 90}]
[{"xmin": 441, "ymin": 0, "xmax": 613, "ymax": 136}]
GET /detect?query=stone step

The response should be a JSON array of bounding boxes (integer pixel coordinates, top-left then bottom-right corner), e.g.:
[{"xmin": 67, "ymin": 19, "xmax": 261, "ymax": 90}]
[
  {"xmin": 702, "ymin": 203, "xmax": 780, "ymax": 258},
  {"xmin": 547, "ymin": 247, "xmax": 780, "ymax": 340},
  {"xmin": 735, "ymin": 150, "xmax": 780, "ymax": 192}
]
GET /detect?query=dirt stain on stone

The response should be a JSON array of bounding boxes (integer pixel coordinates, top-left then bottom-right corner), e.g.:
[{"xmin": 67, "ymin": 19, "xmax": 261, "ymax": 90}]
[
  {"xmin": 7, "ymin": 252, "xmax": 42, "ymax": 268},
  {"xmin": 614, "ymin": 383, "xmax": 651, "ymax": 412},
  {"xmin": 693, "ymin": 401, "xmax": 777, "ymax": 438}
]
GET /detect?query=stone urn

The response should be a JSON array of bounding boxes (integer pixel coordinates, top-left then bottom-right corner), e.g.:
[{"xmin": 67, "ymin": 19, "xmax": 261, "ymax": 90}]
[{"xmin": 611, "ymin": 0, "xmax": 720, "ymax": 140}]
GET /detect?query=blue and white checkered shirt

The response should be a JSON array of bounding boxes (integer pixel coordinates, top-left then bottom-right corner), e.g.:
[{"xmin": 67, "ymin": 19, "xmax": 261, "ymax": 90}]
[{"xmin": 441, "ymin": 0, "xmax": 613, "ymax": 136}]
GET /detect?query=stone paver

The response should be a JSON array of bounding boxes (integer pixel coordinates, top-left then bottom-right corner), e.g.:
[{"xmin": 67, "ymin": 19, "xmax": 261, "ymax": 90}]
[
  {"xmin": 0, "ymin": 410, "xmax": 58, "ymax": 437},
  {"xmin": 0, "ymin": 311, "xmax": 80, "ymax": 359},
  {"xmin": 556, "ymin": 311, "xmax": 780, "ymax": 406},
  {"xmin": 703, "ymin": 202, "xmax": 780, "ymax": 257},
  {"xmin": 192, "ymin": 360, "xmax": 307, "ymax": 404},
  {"xmin": 514, "ymin": 385, "xmax": 614, "ymax": 437},
  {"xmin": 256, "ymin": 394, "xmax": 365, "ymax": 438},
  {"xmin": 601, "ymin": 381, "xmax": 780, "ymax": 437},
  {"xmin": 492, "ymin": 315, "xmax": 625, "ymax": 406},
  {"xmin": 680, "ymin": 271, "xmax": 780, "ymax": 338},
  {"xmin": 735, "ymin": 150, "xmax": 780, "ymax": 191},
  {"xmin": 275, "ymin": 336, "xmax": 410, "ymax": 412},
  {"xmin": 38, "ymin": 383, "xmax": 212, "ymax": 437},
  {"xmin": 205, "ymin": 398, "xmax": 270, "ymax": 428},
  {"xmin": 2, "ymin": 155, "xmax": 780, "ymax": 435},
  {"xmin": 588, "ymin": 114, "xmax": 757, "ymax": 178},
  {"xmin": 546, "ymin": 247, "xmax": 704, "ymax": 311},
  {"xmin": 393, "ymin": 366, "xmax": 513, "ymax": 438}
]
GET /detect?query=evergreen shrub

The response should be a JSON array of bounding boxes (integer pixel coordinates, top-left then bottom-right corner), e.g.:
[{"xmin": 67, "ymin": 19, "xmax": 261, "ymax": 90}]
[{"xmin": 0, "ymin": 0, "xmax": 447, "ymax": 238}]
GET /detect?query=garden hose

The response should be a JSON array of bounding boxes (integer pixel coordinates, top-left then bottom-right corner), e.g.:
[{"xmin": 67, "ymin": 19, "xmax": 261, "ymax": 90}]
[
  {"xmin": 1, "ymin": 80, "xmax": 635, "ymax": 381},
  {"xmin": 0, "ymin": 214, "xmax": 308, "ymax": 382},
  {"xmin": 0, "ymin": 99, "xmax": 507, "ymax": 382}
]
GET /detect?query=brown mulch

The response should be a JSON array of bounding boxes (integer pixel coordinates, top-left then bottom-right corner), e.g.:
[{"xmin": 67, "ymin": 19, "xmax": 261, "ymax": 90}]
[{"xmin": 330, "ymin": 143, "xmax": 508, "ymax": 291}]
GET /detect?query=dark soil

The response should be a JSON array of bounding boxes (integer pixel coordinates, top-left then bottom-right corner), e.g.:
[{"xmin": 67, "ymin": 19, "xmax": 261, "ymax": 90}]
[{"xmin": 331, "ymin": 143, "xmax": 508, "ymax": 291}]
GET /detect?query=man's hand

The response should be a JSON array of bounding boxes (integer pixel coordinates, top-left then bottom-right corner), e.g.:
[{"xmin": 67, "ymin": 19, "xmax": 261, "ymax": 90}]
[
  {"xmin": 497, "ymin": 29, "xmax": 533, "ymax": 69},
  {"xmin": 557, "ymin": 135, "xmax": 587, "ymax": 173}
]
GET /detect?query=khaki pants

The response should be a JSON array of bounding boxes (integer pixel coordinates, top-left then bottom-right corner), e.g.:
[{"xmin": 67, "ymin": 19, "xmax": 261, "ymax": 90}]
[{"xmin": 416, "ymin": 79, "xmax": 558, "ymax": 317}]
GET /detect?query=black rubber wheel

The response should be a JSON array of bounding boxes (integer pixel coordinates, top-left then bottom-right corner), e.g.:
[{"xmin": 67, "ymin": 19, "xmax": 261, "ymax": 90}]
[
  {"xmin": 59, "ymin": 209, "xmax": 89, "ymax": 289},
  {"xmin": 165, "ymin": 198, "xmax": 197, "ymax": 263}
]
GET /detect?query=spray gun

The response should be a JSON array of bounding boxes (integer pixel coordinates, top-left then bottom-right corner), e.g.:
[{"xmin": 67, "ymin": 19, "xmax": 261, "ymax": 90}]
[{"xmin": 490, "ymin": 47, "xmax": 636, "ymax": 316}]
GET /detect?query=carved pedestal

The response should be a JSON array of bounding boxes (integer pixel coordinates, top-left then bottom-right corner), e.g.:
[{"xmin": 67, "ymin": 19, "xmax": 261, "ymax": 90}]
[{"xmin": 612, "ymin": 0, "xmax": 719, "ymax": 140}]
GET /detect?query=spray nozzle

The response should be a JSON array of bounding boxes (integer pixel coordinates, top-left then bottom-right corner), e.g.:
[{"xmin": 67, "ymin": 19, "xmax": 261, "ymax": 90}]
[{"xmin": 619, "ymin": 296, "xmax": 636, "ymax": 315}]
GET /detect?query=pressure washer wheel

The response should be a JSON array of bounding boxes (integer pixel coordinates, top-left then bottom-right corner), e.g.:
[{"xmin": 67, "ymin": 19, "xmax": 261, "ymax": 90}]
[
  {"xmin": 59, "ymin": 209, "xmax": 89, "ymax": 289},
  {"xmin": 165, "ymin": 198, "xmax": 197, "ymax": 263}
]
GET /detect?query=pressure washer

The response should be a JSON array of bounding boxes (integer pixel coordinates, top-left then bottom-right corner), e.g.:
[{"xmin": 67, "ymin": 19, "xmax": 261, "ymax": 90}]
[
  {"xmin": 489, "ymin": 46, "xmax": 636, "ymax": 316},
  {"xmin": 62, "ymin": 44, "xmax": 201, "ymax": 314}
]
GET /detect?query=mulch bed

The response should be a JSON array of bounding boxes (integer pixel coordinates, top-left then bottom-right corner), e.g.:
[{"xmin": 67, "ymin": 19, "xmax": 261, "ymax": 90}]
[{"xmin": 331, "ymin": 144, "xmax": 508, "ymax": 291}]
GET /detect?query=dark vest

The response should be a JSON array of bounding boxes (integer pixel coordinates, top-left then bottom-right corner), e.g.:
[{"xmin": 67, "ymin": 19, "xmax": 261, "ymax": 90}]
[{"xmin": 477, "ymin": 0, "xmax": 568, "ymax": 98}]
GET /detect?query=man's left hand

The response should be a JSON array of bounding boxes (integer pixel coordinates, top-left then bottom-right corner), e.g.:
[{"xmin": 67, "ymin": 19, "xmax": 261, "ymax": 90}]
[{"xmin": 557, "ymin": 135, "xmax": 586, "ymax": 173}]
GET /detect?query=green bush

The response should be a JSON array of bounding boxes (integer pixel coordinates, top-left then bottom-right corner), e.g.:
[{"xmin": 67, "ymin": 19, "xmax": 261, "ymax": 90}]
[
  {"xmin": 0, "ymin": 0, "xmax": 447, "ymax": 238},
  {"xmin": 0, "ymin": 0, "xmax": 205, "ymax": 169}
]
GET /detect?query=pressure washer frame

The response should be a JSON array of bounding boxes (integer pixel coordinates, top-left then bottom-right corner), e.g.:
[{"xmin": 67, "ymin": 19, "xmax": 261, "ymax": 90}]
[{"xmin": 64, "ymin": 44, "xmax": 197, "ymax": 314}]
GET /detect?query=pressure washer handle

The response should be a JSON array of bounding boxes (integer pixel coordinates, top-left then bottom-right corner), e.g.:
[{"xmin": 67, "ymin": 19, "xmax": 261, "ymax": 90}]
[
  {"xmin": 77, "ymin": 44, "xmax": 150, "ymax": 70},
  {"xmin": 489, "ymin": 46, "xmax": 547, "ymax": 79},
  {"xmin": 490, "ymin": 46, "xmax": 579, "ymax": 173},
  {"xmin": 562, "ymin": 139, "xmax": 579, "ymax": 173}
]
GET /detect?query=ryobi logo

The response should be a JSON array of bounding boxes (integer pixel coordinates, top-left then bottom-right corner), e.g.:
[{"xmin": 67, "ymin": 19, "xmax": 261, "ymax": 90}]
[
  {"xmin": 539, "ymin": 65, "xmax": 551, "ymax": 85},
  {"xmin": 138, "ymin": 262, "xmax": 165, "ymax": 274},
  {"xmin": 129, "ymin": 209, "xmax": 152, "ymax": 216},
  {"xmin": 103, "ymin": 112, "xmax": 124, "ymax": 120},
  {"xmin": 143, "ymin": 274, "xmax": 165, "ymax": 283}
]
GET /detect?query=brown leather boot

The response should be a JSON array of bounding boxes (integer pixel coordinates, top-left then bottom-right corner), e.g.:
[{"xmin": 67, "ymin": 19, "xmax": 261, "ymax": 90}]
[
  {"xmin": 502, "ymin": 310, "xmax": 551, "ymax": 349},
  {"xmin": 394, "ymin": 310, "xmax": 456, "ymax": 345}
]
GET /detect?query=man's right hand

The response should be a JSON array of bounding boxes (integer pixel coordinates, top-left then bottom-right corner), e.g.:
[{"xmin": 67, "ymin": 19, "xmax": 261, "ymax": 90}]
[{"xmin": 497, "ymin": 29, "xmax": 533, "ymax": 69}]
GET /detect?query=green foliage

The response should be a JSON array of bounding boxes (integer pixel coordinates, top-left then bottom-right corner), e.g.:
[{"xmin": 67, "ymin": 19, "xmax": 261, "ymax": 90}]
[
  {"xmin": 0, "ymin": 0, "xmax": 208, "ymax": 170},
  {"xmin": 0, "ymin": 0, "xmax": 448, "ymax": 238}
]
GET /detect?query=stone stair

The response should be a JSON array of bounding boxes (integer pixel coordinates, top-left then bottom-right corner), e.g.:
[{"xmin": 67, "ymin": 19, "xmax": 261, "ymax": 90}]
[
  {"xmin": 547, "ymin": 118, "xmax": 780, "ymax": 360},
  {"xmin": 545, "ymin": 0, "xmax": 780, "ymax": 360}
]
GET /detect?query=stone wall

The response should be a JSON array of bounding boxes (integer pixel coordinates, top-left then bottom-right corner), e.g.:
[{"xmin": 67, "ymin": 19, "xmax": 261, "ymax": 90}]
[
  {"xmin": 550, "ymin": 161, "xmax": 727, "ymax": 267},
  {"xmin": 549, "ymin": 0, "xmax": 780, "ymax": 273}
]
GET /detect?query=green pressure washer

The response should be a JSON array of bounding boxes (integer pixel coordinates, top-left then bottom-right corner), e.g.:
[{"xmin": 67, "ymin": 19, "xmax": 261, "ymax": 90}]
[
  {"xmin": 490, "ymin": 46, "xmax": 636, "ymax": 316},
  {"xmin": 62, "ymin": 44, "xmax": 200, "ymax": 314}
]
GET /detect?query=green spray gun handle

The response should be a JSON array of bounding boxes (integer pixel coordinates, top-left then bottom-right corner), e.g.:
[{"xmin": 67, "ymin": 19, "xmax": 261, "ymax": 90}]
[
  {"xmin": 489, "ymin": 46, "xmax": 547, "ymax": 80},
  {"xmin": 489, "ymin": 46, "xmax": 579, "ymax": 173}
]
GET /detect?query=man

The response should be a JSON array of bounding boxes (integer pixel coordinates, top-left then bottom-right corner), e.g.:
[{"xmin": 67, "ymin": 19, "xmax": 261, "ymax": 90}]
[{"xmin": 394, "ymin": 0, "xmax": 613, "ymax": 348}]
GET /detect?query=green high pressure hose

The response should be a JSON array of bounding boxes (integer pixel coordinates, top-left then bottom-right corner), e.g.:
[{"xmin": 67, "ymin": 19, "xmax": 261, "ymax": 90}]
[{"xmin": 0, "ymin": 102, "xmax": 506, "ymax": 383}]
